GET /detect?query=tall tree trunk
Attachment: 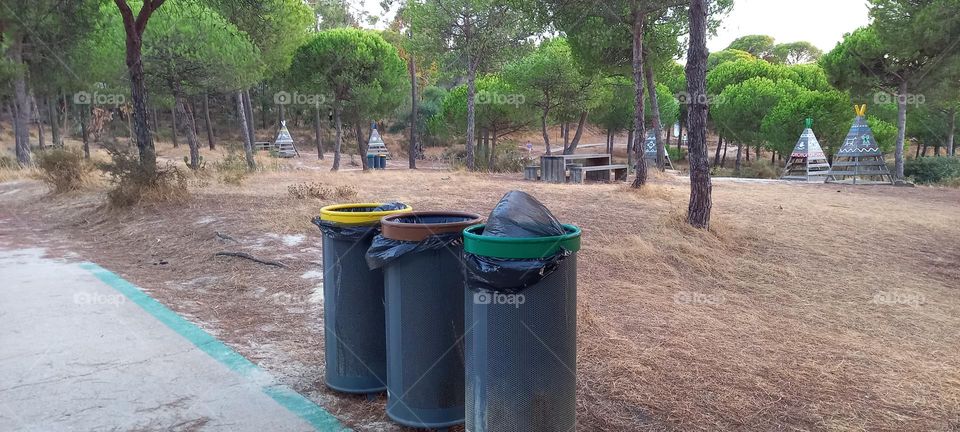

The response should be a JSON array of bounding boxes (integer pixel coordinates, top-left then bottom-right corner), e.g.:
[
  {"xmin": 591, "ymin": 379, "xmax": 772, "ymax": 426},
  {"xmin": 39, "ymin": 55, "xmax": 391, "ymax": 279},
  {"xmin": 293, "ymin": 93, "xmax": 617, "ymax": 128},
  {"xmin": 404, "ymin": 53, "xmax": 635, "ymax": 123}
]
[
  {"xmin": 173, "ymin": 84, "xmax": 200, "ymax": 169},
  {"xmin": 244, "ymin": 89, "xmax": 255, "ymax": 144},
  {"xmin": 9, "ymin": 37, "xmax": 30, "ymax": 167},
  {"xmin": 170, "ymin": 107, "xmax": 179, "ymax": 148},
  {"xmin": 33, "ymin": 94, "xmax": 45, "ymax": 150},
  {"xmin": 10, "ymin": 99, "xmax": 23, "ymax": 159},
  {"xmin": 713, "ymin": 134, "xmax": 723, "ymax": 167},
  {"xmin": 278, "ymin": 102, "xmax": 285, "ymax": 124},
  {"xmin": 60, "ymin": 93, "xmax": 70, "ymax": 138},
  {"xmin": 80, "ymin": 105, "xmax": 90, "ymax": 159},
  {"xmin": 541, "ymin": 112, "xmax": 552, "ymax": 155},
  {"xmin": 735, "ymin": 144, "xmax": 743, "ymax": 173},
  {"xmin": 721, "ymin": 137, "xmax": 728, "ymax": 167},
  {"xmin": 409, "ymin": 51, "xmax": 419, "ymax": 169},
  {"xmin": 465, "ymin": 62, "xmax": 477, "ymax": 170},
  {"xmin": 643, "ymin": 45, "xmax": 665, "ymax": 171},
  {"xmin": 947, "ymin": 107, "xmax": 956, "ymax": 157},
  {"xmin": 202, "ymin": 93, "xmax": 215, "ymax": 150},
  {"xmin": 48, "ymin": 96, "xmax": 61, "ymax": 147},
  {"xmin": 235, "ymin": 91, "xmax": 255, "ymax": 171},
  {"xmin": 627, "ymin": 128, "xmax": 635, "ymax": 172},
  {"xmin": 562, "ymin": 122, "xmax": 570, "ymax": 150},
  {"xmin": 355, "ymin": 122, "xmax": 369, "ymax": 170},
  {"xmin": 331, "ymin": 105, "xmax": 343, "ymax": 171},
  {"xmin": 745, "ymin": 144, "xmax": 750, "ymax": 161},
  {"xmin": 666, "ymin": 123, "xmax": 672, "ymax": 149},
  {"xmin": 686, "ymin": 0, "xmax": 712, "ymax": 229},
  {"xmin": 489, "ymin": 132, "xmax": 498, "ymax": 167},
  {"xmin": 564, "ymin": 112, "xmax": 588, "ymax": 155},
  {"xmin": 894, "ymin": 81, "xmax": 908, "ymax": 179},
  {"xmin": 916, "ymin": 141, "xmax": 922, "ymax": 158},
  {"xmin": 630, "ymin": 9, "xmax": 648, "ymax": 187},
  {"xmin": 678, "ymin": 105, "xmax": 685, "ymax": 153},
  {"xmin": 606, "ymin": 129, "xmax": 613, "ymax": 154},
  {"xmin": 116, "ymin": 0, "xmax": 159, "ymax": 173},
  {"xmin": 314, "ymin": 105, "xmax": 324, "ymax": 160}
]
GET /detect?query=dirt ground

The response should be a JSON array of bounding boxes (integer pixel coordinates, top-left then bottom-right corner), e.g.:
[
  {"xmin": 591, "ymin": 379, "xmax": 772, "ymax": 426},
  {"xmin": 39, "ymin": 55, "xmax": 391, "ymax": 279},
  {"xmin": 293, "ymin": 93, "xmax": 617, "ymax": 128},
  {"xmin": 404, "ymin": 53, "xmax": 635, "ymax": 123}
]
[{"xmin": 2, "ymin": 138, "xmax": 959, "ymax": 431}]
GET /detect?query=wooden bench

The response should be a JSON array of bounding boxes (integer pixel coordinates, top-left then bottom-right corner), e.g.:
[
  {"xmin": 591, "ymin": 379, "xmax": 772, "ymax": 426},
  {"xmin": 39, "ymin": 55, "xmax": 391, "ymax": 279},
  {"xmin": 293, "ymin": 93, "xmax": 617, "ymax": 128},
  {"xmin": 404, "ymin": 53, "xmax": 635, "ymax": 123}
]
[
  {"xmin": 524, "ymin": 165, "xmax": 541, "ymax": 181},
  {"xmin": 254, "ymin": 141, "xmax": 272, "ymax": 151},
  {"xmin": 570, "ymin": 164, "xmax": 629, "ymax": 184}
]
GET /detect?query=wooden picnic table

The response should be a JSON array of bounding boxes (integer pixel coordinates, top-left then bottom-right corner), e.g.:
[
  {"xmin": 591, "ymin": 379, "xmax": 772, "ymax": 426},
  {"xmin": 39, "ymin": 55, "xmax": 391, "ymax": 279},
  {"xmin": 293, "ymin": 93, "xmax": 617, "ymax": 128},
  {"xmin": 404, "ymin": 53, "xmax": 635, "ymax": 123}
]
[{"xmin": 540, "ymin": 153, "xmax": 612, "ymax": 183}]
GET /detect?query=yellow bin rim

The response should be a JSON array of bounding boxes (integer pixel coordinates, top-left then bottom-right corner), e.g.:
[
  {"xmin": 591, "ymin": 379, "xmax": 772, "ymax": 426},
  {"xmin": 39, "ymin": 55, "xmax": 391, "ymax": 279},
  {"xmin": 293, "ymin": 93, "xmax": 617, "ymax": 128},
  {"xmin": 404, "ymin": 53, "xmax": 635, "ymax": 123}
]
[{"xmin": 319, "ymin": 203, "xmax": 413, "ymax": 225}]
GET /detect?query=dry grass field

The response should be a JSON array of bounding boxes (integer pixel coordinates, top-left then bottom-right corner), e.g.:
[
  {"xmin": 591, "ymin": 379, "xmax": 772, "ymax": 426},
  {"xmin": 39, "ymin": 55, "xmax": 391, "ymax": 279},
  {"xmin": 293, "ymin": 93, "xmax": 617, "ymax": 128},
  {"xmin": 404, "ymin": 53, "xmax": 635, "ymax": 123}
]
[{"xmin": 1, "ymin": 139, "xmax": 959, "ymax": 431}]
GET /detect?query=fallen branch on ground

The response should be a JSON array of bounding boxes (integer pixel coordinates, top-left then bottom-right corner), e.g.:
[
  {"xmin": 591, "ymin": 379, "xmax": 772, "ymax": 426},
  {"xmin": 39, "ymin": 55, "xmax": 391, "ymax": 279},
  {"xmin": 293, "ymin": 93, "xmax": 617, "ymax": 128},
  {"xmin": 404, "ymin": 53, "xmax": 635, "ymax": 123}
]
[
  {"xmin": 214, "ymin": 251, "xmax": 287, "ymax": 268},
  {"xmin": 215, "ymin": 231, "xmax": 238, "ymax": 243}
]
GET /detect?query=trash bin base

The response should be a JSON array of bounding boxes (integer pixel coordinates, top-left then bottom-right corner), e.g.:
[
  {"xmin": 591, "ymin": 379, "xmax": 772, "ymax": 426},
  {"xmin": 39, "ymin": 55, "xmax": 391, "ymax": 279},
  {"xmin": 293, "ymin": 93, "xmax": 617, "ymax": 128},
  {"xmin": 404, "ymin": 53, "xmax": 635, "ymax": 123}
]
[
  {"xmin": 325, "ymin": 380, "xmax": 386, "ymax": 395},
  {"xmin": 386, "ymin": 403, "xmax": 465, "ymax": 429}
]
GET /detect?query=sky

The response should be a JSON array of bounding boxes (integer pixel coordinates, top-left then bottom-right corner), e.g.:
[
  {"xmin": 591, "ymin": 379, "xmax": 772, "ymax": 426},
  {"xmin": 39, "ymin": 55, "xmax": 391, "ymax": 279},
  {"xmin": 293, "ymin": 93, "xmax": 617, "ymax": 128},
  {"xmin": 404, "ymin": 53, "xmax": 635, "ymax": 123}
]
[
  {"xmin": 346, "ymin": 0, "xmax": 872, "ymax": 54},
  {"xmin": 707, "ymin": 0, "xmax": 871, "ymax": 52}
]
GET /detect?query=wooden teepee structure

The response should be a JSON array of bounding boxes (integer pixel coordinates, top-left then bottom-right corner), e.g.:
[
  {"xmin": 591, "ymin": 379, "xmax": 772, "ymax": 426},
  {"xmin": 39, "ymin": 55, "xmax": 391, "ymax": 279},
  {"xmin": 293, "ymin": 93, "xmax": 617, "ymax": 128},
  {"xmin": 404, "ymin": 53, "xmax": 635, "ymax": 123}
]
[
  {"xmin": 273, "ymin": 121, "xmax": 300, "ymax": 158},
  {"xmin": 781, "ymin": 118, "xmax": 830, "ymax": 182},
  {"xmin": 643, "ymin": 131, "xmax": 673, "ymax": 169},
  {"xmin": 366, "ymin": 124, "xmax": 389, "ymax": 157},
  {"xmin": 826, "ymin": 105, "xmax": 893, "ymax": 185}
]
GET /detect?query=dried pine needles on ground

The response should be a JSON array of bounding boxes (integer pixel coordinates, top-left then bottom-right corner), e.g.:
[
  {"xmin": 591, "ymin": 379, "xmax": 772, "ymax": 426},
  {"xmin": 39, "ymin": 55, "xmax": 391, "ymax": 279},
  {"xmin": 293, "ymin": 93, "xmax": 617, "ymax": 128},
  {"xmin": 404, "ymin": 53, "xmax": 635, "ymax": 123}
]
[{"xmin": 2, "ymin": 168, "xmax": 959, "ymax": 431}]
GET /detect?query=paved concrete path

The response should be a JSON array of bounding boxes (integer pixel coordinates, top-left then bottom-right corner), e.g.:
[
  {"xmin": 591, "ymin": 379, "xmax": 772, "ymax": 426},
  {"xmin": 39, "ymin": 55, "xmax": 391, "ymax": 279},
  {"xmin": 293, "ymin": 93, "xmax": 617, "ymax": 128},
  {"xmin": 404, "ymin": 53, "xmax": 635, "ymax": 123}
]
[{"xmin": 0, "ymin": 248, "xmax": 342, "ymax": 432}]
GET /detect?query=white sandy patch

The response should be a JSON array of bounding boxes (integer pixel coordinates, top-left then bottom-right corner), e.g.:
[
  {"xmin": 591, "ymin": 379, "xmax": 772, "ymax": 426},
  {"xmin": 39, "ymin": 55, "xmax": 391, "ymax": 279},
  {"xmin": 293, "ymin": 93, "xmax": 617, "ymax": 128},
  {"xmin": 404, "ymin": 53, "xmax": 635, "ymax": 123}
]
[
  {"xmin": 301, "ymin": 270, "xmax": 323, "ymax": 279},
  {"xmin": 308, "ymin": 285, "xmax": 324, "ymax": 304},
  {"xmin": 281, "ymin": 234, "xmax": 305, "ymax": 247}
]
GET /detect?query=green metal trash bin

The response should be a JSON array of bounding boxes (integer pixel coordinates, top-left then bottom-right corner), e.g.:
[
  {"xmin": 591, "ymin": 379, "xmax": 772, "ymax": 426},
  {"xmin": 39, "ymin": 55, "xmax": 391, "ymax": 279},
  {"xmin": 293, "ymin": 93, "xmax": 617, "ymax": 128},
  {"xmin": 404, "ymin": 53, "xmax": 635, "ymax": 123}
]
[
  {"xmin": 366, "ymin": 211, "xmax": 483, "ymax": 429},
  {"xmin": 312, "ymin": 202, "xmax": 412, "ymax": 394},
  {"xmin": 462, "ymin": 191, "xmax": 581, "ymax": 432}
]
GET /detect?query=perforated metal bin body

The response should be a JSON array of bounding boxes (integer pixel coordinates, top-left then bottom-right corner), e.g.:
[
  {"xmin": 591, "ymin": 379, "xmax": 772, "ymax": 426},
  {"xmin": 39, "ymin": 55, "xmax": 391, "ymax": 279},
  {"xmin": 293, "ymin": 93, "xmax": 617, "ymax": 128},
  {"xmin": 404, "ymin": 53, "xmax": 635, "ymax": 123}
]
[
  {"xmin": 318, "ymin": 203, "xmax": 412, "ymax": 394},
  {"xmin": 384, "ymin": 247, "xmax": 466, "ymax": 428},
  {"xmin": 378, "ymin": 212, "xmax": 483, "ymax": 429},
  {"xmin": 322, "ymin": 229, "xmax": 387, "ymax": 393},
  {"xmin": 463, "ymin": 225, "xmax": 580, "ymax": 432}
]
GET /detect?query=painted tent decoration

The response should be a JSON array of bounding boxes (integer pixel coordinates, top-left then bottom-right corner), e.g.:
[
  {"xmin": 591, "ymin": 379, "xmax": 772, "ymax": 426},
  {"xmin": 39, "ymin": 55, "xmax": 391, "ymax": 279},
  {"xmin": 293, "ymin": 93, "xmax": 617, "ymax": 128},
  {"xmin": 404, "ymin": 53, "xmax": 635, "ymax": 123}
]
[
  {"xmin": 273, "ymin": 121, "xmax": 300, "ymax": 158},
  {"xmin": 642, "ymin": 131, "xmax": 673, "ymax": 169},
  {"xmin": 825, "ymin": 105, "xmax": 893, "ymax": 184},
  {"xmin": 366, "ymin": 123, "xmax": 389, "ymax": 157},
  {"xmin": 781, "ymin": 118, "xmax": 830, "ymax": 182}
]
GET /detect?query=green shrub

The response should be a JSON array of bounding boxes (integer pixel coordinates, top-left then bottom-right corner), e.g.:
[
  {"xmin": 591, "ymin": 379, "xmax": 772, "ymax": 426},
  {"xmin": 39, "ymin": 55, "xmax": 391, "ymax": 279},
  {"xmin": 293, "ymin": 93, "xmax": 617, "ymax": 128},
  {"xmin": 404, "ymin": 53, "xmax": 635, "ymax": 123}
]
[
  {"xmin": 287, "ymin": 182, "xmax": 358, "ymax": 200},
  {"xmin": 0, "ymin": 155, "xmax": 15, "ymax": 169},
  {"xmin": 35, "ymin": 148, "xmax": 94, "ymax": 193},
  {"xmin": 488, "ymin": 142, "xmax": 531, "ymax": 173},
  {"xmin": 97, "ymin": 145, "xmax": 188, "ymax": 207},
  {"xmin": 904, "ymin": 157, "xmax": 960, "ymax": 184},
  {"xmin": 667, "ymin": 146, "xmax": 686, "ymax": 162},
  {"xmin": 213, "ymin": 152, "xmax": 250, "ymax": 185}
]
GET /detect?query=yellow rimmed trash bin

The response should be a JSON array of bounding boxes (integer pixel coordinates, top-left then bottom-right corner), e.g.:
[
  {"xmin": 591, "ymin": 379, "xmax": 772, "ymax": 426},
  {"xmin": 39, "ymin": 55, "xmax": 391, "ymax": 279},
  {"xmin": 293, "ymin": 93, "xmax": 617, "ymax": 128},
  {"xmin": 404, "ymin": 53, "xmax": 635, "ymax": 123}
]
[{"xmin": 312, "ymin": 202, "xmax": 412, "ymax": 394}]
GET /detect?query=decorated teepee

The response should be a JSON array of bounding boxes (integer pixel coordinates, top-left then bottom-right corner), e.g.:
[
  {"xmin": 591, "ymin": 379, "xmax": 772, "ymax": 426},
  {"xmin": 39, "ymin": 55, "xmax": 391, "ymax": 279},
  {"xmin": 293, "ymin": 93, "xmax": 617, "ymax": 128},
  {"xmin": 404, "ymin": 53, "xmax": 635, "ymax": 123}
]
[
  {"xmin": 273, "ymin": 121, "xmax": 300, "ymax": 158},
  {"xmin": 366, "ymin": 123, "xmax": 389, "ymax": 157},
  {"xmin": 781, "ymin": 118, "xmax": 830, "ymax": 182},
  {"xmin": 643, "ymin": 131, "xmax": 673, "ymax": 169},
  {"xmin": 825, "ymin": 105, "xmax": 893, "ymax": 184}
]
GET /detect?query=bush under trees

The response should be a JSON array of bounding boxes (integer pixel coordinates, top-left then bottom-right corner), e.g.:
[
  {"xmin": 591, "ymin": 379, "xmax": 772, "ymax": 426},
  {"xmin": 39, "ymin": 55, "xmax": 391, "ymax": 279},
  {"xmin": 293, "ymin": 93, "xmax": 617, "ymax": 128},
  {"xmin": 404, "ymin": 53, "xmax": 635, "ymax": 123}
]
[{"xmin": 904, "ymin": 157, "xmax": 960, "ymax": 185}]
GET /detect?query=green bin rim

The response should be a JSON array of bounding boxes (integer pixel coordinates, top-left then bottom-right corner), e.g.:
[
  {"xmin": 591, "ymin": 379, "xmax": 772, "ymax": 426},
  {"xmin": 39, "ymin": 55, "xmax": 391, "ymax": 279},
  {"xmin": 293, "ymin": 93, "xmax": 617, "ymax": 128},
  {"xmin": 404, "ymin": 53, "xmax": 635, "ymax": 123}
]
[{"xmin": 462, "ymin": 223, "xmax": 581, "ymax": 259}]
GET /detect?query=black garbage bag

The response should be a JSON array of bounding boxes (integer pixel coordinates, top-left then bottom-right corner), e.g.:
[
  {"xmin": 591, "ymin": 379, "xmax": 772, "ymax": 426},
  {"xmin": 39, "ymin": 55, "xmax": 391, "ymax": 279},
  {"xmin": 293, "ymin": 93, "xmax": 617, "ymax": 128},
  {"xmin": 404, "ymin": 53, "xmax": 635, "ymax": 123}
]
[
  {"xmin": 311, "ymin": 202, "xmax": 408, "ymax": 240},
  {"xmin": 483, "ymin": 191, "xmax": 564, "ymax": 238},
  {"xmin": 365, "ymin": 232, "xmax": 463, "ymax": 270},
  {"xmin": 464, "ymin": 250, "xmax": 570, "ymax": 294},
  {"xmin": 467, "ymin": 191, "xmax": 571, "ymax": 293}
]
